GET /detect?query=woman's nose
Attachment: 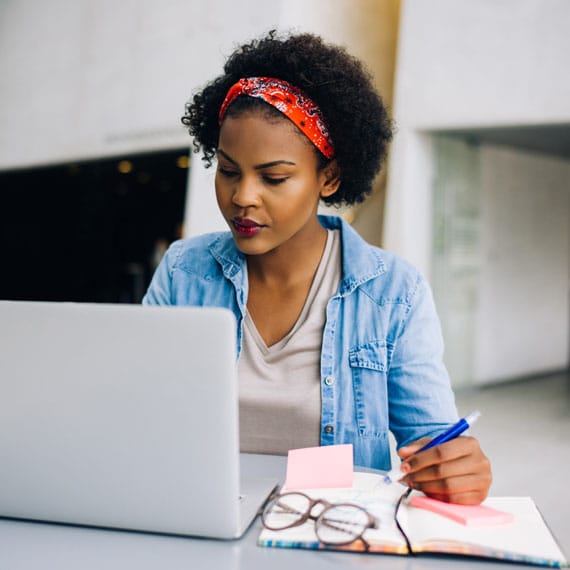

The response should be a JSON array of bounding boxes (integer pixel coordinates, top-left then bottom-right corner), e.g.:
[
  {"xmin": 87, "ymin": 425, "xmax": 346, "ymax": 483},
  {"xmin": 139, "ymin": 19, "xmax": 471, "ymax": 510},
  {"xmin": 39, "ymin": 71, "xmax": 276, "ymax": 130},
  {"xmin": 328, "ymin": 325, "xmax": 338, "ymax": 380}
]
[{"xmin": 232, "ymin": 176, "xmax": 262, "ymax": 207}]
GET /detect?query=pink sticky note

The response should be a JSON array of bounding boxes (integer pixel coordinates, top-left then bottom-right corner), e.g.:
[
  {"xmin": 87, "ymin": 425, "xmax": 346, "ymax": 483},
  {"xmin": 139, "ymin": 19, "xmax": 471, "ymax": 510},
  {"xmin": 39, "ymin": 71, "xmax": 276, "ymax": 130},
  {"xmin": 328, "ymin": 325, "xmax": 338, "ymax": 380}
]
[
  {"xmin": 283, "ymin": 444, "xmax": 354, "ymax": 490},
  {"xmin": 410, "ymin": 495, "xmax": 515, "ymax": 526}
]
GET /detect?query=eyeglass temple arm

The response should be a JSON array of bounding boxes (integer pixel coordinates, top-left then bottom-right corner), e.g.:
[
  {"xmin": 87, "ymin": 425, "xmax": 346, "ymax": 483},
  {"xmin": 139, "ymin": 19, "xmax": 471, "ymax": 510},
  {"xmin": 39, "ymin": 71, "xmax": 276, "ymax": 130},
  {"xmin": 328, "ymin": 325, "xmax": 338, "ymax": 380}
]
[{"xmin": 394, "ymin": 488, "xmax": 414, "ymax": 555}]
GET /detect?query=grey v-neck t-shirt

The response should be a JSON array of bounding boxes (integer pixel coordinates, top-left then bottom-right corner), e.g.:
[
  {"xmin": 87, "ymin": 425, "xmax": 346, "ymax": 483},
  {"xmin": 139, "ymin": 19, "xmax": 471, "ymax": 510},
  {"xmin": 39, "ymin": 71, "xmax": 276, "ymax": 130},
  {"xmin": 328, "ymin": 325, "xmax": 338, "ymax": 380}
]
[{"xmin": 238, "ymin": 229, "xmax": 342, "ymax": 455}]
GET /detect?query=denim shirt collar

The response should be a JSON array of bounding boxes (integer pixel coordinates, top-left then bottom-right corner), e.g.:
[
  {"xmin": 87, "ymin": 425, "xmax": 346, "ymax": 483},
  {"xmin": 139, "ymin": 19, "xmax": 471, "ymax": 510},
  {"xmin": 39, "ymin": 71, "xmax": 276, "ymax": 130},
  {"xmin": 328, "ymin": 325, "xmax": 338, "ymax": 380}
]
[
  {"xmin": 318, "ymin": 215, "xmax": 386, "ymax": 296},
  {"xmin": 208, "ymin": 234, "xmax": 248, "ymax": 316},
  {"xmin": 207, "ymin": 215, "xmax": 386, "ymax": 299}
]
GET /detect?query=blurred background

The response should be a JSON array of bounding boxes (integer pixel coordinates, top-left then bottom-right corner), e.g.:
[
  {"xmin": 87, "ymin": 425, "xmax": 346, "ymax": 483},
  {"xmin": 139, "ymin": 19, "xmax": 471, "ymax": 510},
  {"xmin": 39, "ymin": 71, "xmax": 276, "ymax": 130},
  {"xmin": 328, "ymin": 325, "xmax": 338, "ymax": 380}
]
[
  {"xmin": 2, "ymin": 0, "xmax": 568, "ymax": 388},
  {"xmin": 1, "ymin": 0, "xmax": 569, "ymax": 551}
]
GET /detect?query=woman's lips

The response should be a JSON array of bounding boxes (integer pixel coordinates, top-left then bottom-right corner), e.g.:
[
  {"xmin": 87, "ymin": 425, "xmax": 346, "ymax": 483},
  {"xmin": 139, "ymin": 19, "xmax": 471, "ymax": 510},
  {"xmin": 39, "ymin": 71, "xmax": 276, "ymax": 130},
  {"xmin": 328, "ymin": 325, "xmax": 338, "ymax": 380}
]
[{"xmin": 231, "ymin": 217, "xmax": 263, "ymax": 237}]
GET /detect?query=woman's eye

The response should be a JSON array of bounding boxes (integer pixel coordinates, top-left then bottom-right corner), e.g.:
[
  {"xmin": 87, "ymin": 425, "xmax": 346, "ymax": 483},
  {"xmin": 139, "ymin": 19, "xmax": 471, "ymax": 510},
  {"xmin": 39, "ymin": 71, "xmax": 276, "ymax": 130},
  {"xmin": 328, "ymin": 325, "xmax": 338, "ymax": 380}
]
[
  {"xmin": 263, "ymin": 176, "xmax": 288, "ymax": 186},
  {"xmin": 218, "ymin": 167, "xmax": 239, "ymax": 178}
]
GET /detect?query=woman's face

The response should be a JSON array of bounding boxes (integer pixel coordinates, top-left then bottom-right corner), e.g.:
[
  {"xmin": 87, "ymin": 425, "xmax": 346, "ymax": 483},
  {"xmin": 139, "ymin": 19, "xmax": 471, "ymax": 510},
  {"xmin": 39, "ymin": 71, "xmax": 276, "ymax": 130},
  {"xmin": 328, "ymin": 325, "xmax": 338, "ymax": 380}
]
[{"xmin": 215, "ymin": 110, "xmax": 337, "ymax": 258}]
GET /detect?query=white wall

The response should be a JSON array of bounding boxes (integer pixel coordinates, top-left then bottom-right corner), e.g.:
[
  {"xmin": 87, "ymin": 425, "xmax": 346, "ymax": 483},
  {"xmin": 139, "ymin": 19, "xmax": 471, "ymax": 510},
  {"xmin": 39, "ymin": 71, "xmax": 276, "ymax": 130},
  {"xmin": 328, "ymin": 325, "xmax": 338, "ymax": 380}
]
[
  {"xmin": 393, "ymin": 1, "xmax": 570, "ymax": 129},
  {"xmin": 474, "ymin": 146, "xmax": 570, "ymax": 383},
  {"xmin": 0, "ymin": 0, "xmax": 283, "ymax": 170},
  {"xmin": 385, "ymin": 0, "xmax": 570, "ymax": 271},
  {"xmin": 386, "ymin": 0, "xmax": 570, "ymax": 384}
]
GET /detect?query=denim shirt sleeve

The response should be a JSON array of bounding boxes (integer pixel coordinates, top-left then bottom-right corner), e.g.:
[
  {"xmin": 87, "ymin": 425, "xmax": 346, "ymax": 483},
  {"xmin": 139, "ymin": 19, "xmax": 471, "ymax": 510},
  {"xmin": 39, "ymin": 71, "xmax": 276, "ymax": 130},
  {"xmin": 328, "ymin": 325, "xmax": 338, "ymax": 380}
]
[
  {"xmin": 387, "ymin": 273, "xmax": 458, "ymax": 448},
  {"xmin": 142, "ymin": 241, "xmax": 182, "ymax": 305}
]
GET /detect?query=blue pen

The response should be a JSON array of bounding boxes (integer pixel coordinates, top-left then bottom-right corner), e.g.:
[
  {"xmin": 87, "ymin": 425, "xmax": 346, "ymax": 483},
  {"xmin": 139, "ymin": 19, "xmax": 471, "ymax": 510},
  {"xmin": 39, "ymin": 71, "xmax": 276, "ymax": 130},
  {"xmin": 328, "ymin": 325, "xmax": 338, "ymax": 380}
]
[{"xmin": 383, "ymin": 410, "xmax": 481, "ymax": 484}]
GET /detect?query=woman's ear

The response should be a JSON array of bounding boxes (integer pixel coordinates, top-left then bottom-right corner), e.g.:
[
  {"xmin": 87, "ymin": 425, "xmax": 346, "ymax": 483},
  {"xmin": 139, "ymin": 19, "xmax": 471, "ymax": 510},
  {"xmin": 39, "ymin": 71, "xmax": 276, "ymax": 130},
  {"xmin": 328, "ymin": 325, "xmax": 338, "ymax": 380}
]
[{"xmin": 319, "ymin": 160, "xmax": 341, "ymax": 198}]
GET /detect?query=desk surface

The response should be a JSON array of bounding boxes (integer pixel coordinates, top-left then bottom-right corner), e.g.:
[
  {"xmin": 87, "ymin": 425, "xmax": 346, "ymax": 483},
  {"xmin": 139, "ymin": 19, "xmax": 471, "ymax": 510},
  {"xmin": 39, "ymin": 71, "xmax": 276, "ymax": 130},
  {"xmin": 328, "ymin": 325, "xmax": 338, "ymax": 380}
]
[{"xmin": 0, "ymin": 454, "xmax": 564, "ymax": 570}]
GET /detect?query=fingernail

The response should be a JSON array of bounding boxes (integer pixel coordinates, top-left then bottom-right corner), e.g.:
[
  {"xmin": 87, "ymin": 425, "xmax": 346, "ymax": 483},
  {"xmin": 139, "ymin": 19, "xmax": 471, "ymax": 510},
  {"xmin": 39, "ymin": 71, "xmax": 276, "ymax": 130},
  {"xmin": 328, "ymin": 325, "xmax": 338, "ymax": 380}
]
[{"xmin": 401, "ymin": 463, "xmax": 410, "ymax": 474}]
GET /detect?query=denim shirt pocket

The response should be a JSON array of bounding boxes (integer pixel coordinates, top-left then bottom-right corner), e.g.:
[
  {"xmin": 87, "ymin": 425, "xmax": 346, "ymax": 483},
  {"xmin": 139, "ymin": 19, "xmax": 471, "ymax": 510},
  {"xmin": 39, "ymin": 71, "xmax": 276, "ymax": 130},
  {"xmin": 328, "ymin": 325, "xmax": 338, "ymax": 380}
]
[{"xmin": 349, "ymin": 340, "xmax": 389, "ymax": 439}]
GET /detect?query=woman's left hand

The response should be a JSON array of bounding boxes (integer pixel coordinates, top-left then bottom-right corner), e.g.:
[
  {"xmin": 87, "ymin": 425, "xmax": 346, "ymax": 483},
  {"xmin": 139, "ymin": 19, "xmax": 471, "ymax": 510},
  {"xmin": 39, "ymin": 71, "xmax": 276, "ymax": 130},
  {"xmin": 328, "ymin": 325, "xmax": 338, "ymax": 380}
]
[{"xmin": 397, "ymin": 436, "xmax": 492, "ymax": 505}]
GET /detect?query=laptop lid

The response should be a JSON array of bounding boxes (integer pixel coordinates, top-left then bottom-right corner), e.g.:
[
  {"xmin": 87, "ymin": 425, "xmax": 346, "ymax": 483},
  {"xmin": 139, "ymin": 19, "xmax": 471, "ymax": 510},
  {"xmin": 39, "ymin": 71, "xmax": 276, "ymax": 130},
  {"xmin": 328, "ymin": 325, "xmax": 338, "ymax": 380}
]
[{"xmin": 0, "ymin": 301, "xmax": 274, "ymax": 538}]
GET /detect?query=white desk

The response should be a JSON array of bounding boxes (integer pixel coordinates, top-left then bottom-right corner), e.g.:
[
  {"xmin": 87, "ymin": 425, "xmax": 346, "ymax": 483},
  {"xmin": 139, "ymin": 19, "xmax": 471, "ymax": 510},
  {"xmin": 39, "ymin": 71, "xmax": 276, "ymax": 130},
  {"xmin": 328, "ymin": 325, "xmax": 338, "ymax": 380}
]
[{"xmin": 0, "ymin": 454, "xmax": 563, "ymax": 570}]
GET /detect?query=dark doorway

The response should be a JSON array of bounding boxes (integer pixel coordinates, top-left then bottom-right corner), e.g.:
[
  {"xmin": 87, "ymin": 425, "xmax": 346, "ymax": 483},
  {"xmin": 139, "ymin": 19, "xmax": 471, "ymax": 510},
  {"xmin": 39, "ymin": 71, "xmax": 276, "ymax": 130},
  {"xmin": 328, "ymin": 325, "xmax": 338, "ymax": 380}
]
[{"xmin": 0, "ymin": 149, "xmax": 189, "ymax": 303}]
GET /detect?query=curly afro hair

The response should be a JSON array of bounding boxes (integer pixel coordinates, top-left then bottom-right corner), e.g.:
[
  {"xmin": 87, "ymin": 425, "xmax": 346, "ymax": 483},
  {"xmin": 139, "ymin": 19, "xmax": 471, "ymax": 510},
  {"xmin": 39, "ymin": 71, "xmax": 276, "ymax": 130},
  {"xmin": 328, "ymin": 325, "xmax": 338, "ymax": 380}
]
[{"xmin": 182, "ymin": 31, "xmax": 393, "ymax": 206}]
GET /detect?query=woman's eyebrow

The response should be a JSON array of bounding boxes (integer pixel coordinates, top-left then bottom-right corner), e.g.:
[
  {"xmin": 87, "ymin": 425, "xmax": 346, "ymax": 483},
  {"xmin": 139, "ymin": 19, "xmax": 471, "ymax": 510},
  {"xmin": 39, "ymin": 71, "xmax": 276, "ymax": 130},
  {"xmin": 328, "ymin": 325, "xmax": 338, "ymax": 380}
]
[
  {"xmin": 217, "ymin": 149, "xmax": 295, "ymax": 170},
  {"xmin": 254, "ymin": 160, "xmax": 296, "ymax": 170},
  {"xmin": 216, "ymin": 149, "xmax": 237, "ymax": 165}
]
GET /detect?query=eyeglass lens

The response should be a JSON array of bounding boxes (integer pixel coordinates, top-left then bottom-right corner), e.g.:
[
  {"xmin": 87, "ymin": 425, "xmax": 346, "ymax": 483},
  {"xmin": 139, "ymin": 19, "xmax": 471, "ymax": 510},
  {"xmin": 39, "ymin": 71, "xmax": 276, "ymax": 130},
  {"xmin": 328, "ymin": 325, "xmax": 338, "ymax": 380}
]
[
  {"xmin": 263, "ymin": 493, "xmax": 373, "ymax": 546},
  {"xmin": 315, "ymin": 504, "xmax": 372, "ymax": 545},
  {"xmin": 262, "ymin": 493, "xmax": 312, "ymax": 530}
]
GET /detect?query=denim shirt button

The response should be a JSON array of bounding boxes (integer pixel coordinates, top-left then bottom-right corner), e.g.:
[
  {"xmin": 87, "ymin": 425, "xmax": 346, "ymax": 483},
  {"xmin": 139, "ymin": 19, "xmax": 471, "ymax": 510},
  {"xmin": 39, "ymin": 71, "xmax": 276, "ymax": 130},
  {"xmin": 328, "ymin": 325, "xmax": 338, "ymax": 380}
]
[
  {"xmin": 324, "ymin": 376, "xmax": 334, "ymax": 386},
  {"xmin": 324, "ymin": 425, "xmax": 334, "ymax": 434}
]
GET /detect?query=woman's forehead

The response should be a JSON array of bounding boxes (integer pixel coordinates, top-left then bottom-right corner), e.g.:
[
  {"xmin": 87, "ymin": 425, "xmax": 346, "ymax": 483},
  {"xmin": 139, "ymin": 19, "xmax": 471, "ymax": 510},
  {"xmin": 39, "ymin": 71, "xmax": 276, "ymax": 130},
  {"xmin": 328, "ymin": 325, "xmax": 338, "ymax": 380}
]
[{"xmin": 218, "ymin": 111, "xmax": 316, "ymax": 162}]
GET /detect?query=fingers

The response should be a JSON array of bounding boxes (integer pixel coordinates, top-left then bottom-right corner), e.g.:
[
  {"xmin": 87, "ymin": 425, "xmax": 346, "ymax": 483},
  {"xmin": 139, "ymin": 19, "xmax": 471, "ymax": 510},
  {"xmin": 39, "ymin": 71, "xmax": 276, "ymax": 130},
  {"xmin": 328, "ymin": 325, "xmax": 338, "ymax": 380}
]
[
  {"xmin": 398, "ymin": 436, "xmax": 492, "ymax": 505},
  {"xmin": 402, "ymin": 436, "xmax": 482, "ymax": 474},
  {"xmin": 405, "ymin": 472, "xmax": 491, "ymax": 505},
  {"xmin": 397, "ymin": 437, "xmax": 431, "ymax": 460}
]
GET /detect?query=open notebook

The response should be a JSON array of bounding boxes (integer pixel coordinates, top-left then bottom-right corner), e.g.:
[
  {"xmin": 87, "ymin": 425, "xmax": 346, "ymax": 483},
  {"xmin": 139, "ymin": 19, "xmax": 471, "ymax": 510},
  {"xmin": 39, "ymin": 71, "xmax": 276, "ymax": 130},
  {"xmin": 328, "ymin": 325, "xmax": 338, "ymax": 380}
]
[{"xmin": 259, "ymin": 472, "xmax": 567, "ymax": 568}]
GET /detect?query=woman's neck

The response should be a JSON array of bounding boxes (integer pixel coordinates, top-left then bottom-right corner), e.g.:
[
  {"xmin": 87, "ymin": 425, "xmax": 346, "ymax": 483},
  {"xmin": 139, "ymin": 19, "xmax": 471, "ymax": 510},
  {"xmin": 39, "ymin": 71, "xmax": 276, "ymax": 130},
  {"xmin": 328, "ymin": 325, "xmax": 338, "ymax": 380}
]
[{"xmin": 246, "ymin": 224, "xmax": 328, "ymax": 289}]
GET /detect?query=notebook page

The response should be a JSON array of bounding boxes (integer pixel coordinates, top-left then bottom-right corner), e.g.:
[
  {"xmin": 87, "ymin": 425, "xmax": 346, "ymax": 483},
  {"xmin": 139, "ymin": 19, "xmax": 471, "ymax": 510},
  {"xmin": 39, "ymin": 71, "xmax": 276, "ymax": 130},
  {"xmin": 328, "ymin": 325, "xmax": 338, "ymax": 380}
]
[{"xmin": 406, "ymin": 496, "xmax": 567, "ymax": 566}]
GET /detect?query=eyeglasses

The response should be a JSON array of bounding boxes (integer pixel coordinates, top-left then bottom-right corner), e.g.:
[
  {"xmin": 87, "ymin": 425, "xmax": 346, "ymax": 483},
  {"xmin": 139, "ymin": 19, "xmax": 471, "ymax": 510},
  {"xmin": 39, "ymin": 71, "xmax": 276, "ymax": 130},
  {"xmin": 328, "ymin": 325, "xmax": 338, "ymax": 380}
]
[
  {"xmin": 261, "ymin": 491, "xmax": 378, "ymax": 550},
  {"xmin": 261, "ymin": 487, "xmax": 415, "ymax": 553}
]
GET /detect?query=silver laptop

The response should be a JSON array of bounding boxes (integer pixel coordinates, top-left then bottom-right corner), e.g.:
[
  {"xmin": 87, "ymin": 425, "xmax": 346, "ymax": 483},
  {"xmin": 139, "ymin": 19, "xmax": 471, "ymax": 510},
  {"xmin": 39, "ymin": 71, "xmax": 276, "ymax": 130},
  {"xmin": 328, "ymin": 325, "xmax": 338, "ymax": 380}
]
[{"xmin": 0, "ymin": 301, "xmax": 277, "ymax": 538}]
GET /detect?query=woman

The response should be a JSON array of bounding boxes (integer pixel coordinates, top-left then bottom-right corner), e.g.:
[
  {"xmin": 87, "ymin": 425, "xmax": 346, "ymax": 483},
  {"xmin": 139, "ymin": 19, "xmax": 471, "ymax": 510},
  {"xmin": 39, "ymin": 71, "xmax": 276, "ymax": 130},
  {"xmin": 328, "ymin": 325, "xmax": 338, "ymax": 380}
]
[{"xmin": 143, "ymin": 31, "xmax": 491, "ymax": 504}]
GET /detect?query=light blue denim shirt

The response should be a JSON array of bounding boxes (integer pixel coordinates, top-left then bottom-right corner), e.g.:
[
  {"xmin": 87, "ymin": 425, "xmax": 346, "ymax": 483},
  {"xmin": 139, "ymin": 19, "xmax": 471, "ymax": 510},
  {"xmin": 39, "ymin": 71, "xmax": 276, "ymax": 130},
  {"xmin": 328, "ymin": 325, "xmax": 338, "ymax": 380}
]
[{"xmin": 143, "ymin": 215, "xmax": 458, "ymax": 470}]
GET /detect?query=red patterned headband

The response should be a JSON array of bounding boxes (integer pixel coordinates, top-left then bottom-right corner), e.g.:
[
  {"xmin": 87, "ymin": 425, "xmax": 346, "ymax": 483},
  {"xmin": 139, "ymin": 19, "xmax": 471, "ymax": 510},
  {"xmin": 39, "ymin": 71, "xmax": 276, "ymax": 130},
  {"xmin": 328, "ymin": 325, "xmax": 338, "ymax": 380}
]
[{"xmin": 218, "ymin": 77, "xmax": 335, "ymax": 159}]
